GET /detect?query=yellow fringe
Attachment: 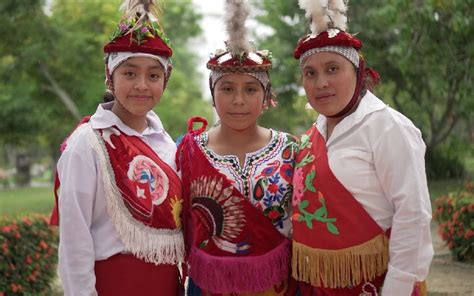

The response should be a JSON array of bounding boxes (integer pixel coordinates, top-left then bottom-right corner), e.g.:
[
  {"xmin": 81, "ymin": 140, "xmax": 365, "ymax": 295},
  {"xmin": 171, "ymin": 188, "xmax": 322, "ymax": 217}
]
[
  {"xmin": 417, "ymin": 281, "xmax": 427, "ymax": 296},
  {"xmin": 292, "ymin": 234, "xmax": 389, "ymax": 289}
]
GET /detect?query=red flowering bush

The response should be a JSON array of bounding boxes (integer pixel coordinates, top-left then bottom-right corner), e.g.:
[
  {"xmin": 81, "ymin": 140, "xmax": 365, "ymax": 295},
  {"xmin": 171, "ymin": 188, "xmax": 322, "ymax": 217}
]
[
  {"xmin": 433, "ymin": 181, "xmax": 474, "ymax": 263},
  {"xmin": 0, "ymin": 214, "xmax": 58, "ymax": 295}
]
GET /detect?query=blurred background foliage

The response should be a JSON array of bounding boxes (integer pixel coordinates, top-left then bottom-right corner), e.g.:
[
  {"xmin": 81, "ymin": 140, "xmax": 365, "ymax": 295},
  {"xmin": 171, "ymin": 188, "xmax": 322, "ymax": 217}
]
[
  {"xmin": 255, "ymin": 0, "xmax": 473, "ymax": 179},
  {"xmin": 0, "ymin": 0, "xmax": 472, "ymax": 187}
]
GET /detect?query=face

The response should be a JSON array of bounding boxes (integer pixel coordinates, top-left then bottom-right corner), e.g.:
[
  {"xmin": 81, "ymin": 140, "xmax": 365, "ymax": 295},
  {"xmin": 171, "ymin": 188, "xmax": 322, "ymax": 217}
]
[
  {"xmin": 213, "ymin": 73, "xmax": 266, "ymax": 131},
  {"xmin": 302, "ymin": 51, "xmax": 357, "ymax": 117},
  {"xmin": 112, "ymin": 57, "xmax": 165, "ymax": 118}
]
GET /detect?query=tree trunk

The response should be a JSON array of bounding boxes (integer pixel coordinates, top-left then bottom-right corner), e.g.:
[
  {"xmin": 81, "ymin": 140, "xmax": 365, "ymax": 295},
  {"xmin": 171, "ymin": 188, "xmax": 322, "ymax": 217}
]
[{"xmin": 15, "ymin": 151, "xmax": 31, "ymax": 187}]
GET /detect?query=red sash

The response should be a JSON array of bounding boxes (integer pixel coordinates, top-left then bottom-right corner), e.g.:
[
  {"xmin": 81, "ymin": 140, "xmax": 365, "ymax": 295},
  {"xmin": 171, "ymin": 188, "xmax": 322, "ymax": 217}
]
[
  {"xmin": 177, "ymin": 117, "xmax": 291, "ymax": 294},
  {"xmin": 50, "ymin": 117, "xmax": 184, "ymax": 265},
  {"xmin": 292, "ymin": 125, "xmax": 388, "ymax": 292}
]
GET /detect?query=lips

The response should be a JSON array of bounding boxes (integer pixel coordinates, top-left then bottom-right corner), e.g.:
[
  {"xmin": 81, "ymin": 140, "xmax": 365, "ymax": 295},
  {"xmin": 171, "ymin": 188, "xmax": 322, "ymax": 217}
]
[
  {"xmin": 228, "ymin": 112, "xmax": 250, "ymax": 117},
  {"xmin": 129, "ymin": 95, "xmax": 152, "ymax": 101},
  {"xmin": 315, "ymin": 93, "xmax": 335, "ymax": 100}
]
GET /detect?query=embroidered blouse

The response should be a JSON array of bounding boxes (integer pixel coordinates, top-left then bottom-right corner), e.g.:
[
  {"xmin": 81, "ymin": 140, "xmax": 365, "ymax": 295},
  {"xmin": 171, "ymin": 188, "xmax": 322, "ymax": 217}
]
[{"xmin": 195, "ymin": 130, "xmax": 297, "ymax": 238}]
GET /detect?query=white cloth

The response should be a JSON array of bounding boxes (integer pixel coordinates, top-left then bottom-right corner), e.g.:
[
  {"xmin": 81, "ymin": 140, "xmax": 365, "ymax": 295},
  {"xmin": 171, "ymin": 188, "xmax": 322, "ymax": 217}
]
[
  {"xmin": 57, "ymin": 102, "xmax": 177, "ymax": 296},
  {"xmin": 315, "ymin": 91, "xmax": 434, "ymax": 296}
]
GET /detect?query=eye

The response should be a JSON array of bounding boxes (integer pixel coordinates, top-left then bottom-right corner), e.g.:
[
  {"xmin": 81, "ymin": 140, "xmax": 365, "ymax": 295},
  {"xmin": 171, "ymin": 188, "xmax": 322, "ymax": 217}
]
[
  {"xmin": 220, "ymin": 86, "xmax": 233, "ymax": 93},
  {"xmin": 327, "ymin": 65, "xmax": 338, "ymax": 73},
  {"xmin": 246, "ymin": 87, "xmax": 258, "ymax": 94},
  {"xmin": 149, "ymin": 73, "xmax": 162, "ymax": 81},
  {"xmin": 304, "ymin": 69, "xmax": 315, "ymax": 78},
  {"xmin": 123, "ymin": 71, "xmax": 135, "ymax": 78}
]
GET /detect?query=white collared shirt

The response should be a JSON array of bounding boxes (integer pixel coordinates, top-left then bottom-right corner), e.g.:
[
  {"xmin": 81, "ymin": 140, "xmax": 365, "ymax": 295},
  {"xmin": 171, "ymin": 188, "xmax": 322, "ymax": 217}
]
[
  {"xmin": 315, "ymin": 92, "xmax": 434, "ymax": 296},
  {"xmin": 57, "ymin": 102, "xmax": 178, "ymax": 296}
]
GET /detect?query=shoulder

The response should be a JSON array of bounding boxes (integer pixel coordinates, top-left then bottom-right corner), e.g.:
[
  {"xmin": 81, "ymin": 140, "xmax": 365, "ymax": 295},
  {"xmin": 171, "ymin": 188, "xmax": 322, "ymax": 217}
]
[
  {"xmin": 362, "ymin": 97, "xmax": 425, "ymax": 149},
  {"xmin": 273, "ymin": 130, "xmax": 299, "ymax": 156},
  {"xmin": 60, "ymin": 123, "xmax": 97, "ymax": 160},
  {"xmin": 274, "ymin": 130, "xmax": 299, "ymax": 144}
]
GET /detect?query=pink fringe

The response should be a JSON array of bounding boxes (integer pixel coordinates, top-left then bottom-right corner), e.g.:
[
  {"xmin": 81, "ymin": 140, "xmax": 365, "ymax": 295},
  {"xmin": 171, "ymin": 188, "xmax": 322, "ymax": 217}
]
[{"xmin": 189, "ymin": 239, "xmax": 291, "ymax": 294}]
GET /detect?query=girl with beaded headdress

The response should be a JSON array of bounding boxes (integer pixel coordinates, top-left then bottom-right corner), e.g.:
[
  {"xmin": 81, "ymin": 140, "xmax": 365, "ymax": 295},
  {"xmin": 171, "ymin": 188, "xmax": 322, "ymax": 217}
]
[
  {"xmin": 177, "ymin": 1, "xmax": 298, "ymax": 295},
  {"xmin": 49, "ymin": 0, "xmax": 185, "ymax": 295},
  {"xmin": 291, "ymin": 1, "xmax": 433, "ymax": 295}
]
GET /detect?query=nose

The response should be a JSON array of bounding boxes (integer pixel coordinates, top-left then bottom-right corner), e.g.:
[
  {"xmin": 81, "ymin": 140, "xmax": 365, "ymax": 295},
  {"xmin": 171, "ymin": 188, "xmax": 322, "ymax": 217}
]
[
  {"xmin": 315, "ymin": 75, "xmax": 329, "ymax": 89},
  {"xmin": 134, "ymin": 75, "xmax": 149, "ymax": 91},
  {"xmin": 232, "ymin": 90, "xmax": 245, "ymax": 105}
]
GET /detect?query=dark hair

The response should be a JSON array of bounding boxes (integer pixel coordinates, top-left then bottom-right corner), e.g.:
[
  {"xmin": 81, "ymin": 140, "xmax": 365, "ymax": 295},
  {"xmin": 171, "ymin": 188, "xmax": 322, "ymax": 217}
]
[{"xmin": 103, "ymin": 91, "xmax": 115, "ymax": 103}]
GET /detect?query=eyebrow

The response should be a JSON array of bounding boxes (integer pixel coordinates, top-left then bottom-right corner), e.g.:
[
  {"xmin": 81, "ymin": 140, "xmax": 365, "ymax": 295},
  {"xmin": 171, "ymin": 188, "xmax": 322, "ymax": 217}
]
[
  {"xmin": 121, "ymin": 62, "xmax": 164, "ymax": 70},
  {"xmin": 303, "ymin": 60, "xmax": 340, "ymax": 70},
  {"xmin": 219, "ymin": 80, "xmax": 260, "ymax": 85}
]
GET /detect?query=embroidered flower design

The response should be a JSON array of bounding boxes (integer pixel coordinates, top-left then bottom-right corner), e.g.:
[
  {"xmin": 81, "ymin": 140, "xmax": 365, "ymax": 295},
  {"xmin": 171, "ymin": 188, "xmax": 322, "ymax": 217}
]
[
  {"xmin": 127, "ymin": 155, "xmax": 169, "ymax": 206},
  {"xmin": 170, "ymin": 195, "xmax": 183, "ymax": 229},
  {"xmin": 292, "ymin": 167, "xmax": 305, "ymax": 206}
]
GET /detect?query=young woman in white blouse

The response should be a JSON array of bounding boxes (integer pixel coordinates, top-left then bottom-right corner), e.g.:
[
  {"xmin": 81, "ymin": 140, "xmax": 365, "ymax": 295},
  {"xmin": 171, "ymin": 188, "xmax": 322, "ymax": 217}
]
[
  {"xmin": 290, "ymin": 1, "xmax": 433, "ymax": 296},
  {"xmin": 50, "ymin": 1, "xmax": 184, "ymax": 295}
]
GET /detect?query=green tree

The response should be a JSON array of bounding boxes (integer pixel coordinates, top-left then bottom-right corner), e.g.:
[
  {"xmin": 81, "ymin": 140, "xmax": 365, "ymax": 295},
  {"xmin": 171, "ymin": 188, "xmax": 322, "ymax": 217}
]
[
  {"xmin": 255, "ymin": 0, "xmax": 473, "ymax": 177},
  {"xmin": 0, "ymin": 0, "xmax": 210, "ymax": 184},
  {"xmin": 254, "ymin": 1, "xmax": 315, "ymax": 135}
]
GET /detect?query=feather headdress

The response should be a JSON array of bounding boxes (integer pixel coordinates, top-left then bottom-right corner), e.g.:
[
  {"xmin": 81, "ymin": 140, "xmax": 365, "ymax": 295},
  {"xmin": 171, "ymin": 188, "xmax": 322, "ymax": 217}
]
[
  {"xmin": 103, "ymin": 0, "xmax": 174, "ymax": 90},
  {"xmin": 298, "ymin": 0, "xmax": 348, "ymax": 35},
  {"xmin": 207, "ymin": 0, "xmax": 271, "ymax": 72},
  {"xmin": 207, "ymin": 0, "xmax": 275, "ymax": 106},
  {"xmin": 119, "ymin": 0, "xmax": 164, "ymax": 35},
  {"xmin": 224, "ymin": 0, "xmax": 253, "ymax": 55}
]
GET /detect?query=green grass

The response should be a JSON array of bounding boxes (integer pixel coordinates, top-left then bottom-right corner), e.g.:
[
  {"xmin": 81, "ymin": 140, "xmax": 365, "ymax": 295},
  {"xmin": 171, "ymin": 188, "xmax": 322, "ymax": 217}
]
[{"xmin": 0, "ymin": 186, "xmax": 54, "ymax": 215}]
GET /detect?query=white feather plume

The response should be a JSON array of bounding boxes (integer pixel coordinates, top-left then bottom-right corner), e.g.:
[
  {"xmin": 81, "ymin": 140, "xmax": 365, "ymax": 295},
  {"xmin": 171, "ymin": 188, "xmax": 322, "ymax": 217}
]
[
  {"xmin": 225, "ymin": 0, "xmax": 253, "ymax": 54},
  {"xmin": 298, "ymin": 0, "xmax": 330, "ymax": 35},
  {"xmin": 120, "ymin": 0, "xmax": 161, "ymax": 26},
  {"xmin": 328, "ymin": 0, "xmax": 348, "ymax": 31}
]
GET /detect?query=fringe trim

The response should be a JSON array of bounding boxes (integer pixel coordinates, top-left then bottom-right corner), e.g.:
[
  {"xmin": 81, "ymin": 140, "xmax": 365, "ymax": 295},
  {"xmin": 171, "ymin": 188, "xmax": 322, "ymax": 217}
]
[
  {"xmin": 190, "ymin": 239, "xmax": 291, "ymax": 294},
  {"xmin": 292, "ymin": 234, "xmax": 389, "ymax": 289},
  {"xmin": 87, "ymin": 125, "xmax": 184, "ymax": 265}
]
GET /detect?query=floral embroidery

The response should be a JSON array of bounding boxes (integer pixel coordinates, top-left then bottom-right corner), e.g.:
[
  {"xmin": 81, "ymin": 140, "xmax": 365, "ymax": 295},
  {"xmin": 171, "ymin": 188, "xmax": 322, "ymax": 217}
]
[
  {"xmin": 169, "ymin": 195, "xmax": 183, "ymax": 229},
  {"xmin": 297, "ymin": 191, "xmax": 339, "ymax": 235},
  {"xmin": 292, "ymin": 167, "xmax": 305, "ymax": 207},
  {"xmin": 294, "ymin": 132, "xmax": 339, "ymax": 235},
  {"xmin": 110, "ymin": 17, "xmax": 172, "ymax": 47},
  {"xmin": 127, "ymin": 155, "xmax": 169, "ymax": 206},
  {"xmin": 196, "ymin": 131, "xmax": 297, "ymax": 236}
]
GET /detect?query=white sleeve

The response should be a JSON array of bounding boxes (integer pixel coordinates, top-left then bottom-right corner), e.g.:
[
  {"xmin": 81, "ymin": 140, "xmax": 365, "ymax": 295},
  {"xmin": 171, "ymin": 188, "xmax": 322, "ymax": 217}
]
[
  {"xmin": 372, "ymin": 118, "xmax": 434, "ymax": 296},
  {"xmin": 58, "ymin": 141, "xmax": 99, "ymax": 296}
]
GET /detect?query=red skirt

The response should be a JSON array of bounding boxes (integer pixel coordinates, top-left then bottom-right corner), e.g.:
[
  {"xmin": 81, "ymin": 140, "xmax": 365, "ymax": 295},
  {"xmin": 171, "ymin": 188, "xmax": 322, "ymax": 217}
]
[{"xmin": 95, "ymin": 253, "xmax": 183, "ymax": 296}]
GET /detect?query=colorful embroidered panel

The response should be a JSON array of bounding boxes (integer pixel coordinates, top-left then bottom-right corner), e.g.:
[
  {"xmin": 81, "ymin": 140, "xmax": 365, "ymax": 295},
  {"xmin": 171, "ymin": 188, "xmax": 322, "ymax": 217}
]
[{"xmin": 195, "ymin": 131, "xmax": 297, "ymax": 238}]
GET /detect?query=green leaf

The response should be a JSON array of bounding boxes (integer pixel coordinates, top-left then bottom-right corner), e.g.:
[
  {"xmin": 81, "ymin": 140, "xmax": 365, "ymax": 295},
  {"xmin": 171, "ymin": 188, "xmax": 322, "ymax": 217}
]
[
  {"xmin": 314, "ymin": 206, "xmax": 327, "ymax": 218},
  {"xmin": 304, "ymin": 170, "xmax": 317, "ymax": 192},
  {"xmin": 327, "ymin": 222, "xmax": 340, "ymax": 235}
]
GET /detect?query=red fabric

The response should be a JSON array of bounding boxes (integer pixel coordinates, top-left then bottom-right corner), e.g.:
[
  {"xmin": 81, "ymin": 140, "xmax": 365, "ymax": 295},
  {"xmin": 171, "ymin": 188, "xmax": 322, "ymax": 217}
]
[
  {"xmin": 293, "ymin": 126, "xmax": 385, "ymax": 250},
  {"xmin": 294, "ymin": 30, "xmax": 363, "ymax": 59},
  {"xmin": 95, "ymin": 253, "xmax": 182, "ymax": 296},
  {"xmin": 181, "ymin": 119, "xmax": 285, "ymax": 255},
  {"xmin": 50, "ymin": 118, "xmax": 182, "ymax": 231},
  {"xmin": 103, "ymin": 127, "xmax": 182, "ymax": 229},
  {"xmin": 178, "ymin": 117, "xmax": 290, "ymax": 293},
  {"xmin": 207, "ymin": 53, "xmax": 272, "ymax": 69},
  {"xmin": 104, "ymin": 32, "xmax": 172, "ymax": 57}
]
